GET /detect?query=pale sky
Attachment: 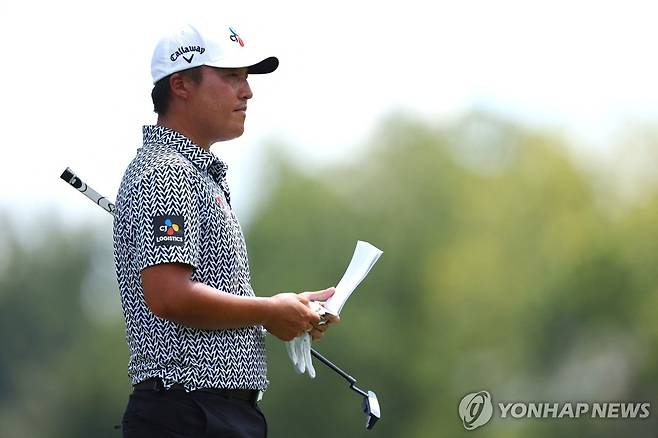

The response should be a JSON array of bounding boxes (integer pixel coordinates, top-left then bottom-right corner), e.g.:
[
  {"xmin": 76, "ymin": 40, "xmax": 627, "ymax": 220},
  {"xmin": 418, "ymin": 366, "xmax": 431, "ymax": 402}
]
[{"xmin": 3, "ymin": 0, "xmax": 658, "ymax": 229}]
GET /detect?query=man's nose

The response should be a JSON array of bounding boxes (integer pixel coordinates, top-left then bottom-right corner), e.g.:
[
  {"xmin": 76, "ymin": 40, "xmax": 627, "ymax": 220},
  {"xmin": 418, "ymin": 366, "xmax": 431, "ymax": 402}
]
[{"xmin": 241, "ymin": 79, "xmax": 253, "ymax": 100}]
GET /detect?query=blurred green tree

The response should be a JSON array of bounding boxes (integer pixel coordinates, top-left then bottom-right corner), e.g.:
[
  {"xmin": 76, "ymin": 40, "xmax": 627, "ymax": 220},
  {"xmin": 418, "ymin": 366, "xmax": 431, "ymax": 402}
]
[
  {"xmin": 248, "ymin": 112, "xmax": 658, "ymax": 437},
  {"xmin": 0, "ymin": 219, "xmax": 129, "ymax": 438}
]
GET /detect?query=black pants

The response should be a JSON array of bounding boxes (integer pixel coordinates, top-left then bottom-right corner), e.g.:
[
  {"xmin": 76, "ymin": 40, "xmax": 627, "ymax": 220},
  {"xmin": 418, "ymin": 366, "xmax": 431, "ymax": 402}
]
[{"xmin": 122, "ymin": 387, "xmax": 267, "ymax": 438}]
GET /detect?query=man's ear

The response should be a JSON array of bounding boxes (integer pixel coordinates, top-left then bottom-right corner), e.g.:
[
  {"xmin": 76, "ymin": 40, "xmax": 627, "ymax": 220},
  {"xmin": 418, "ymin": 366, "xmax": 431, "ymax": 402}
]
[{"xmin": 169, "ymin": 72, "xmax": 194, "ymax": 100}]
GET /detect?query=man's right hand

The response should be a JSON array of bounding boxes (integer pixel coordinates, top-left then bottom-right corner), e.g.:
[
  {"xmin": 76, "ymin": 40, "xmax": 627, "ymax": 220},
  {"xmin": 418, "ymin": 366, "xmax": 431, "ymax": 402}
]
[{"xmin": 264, "ymin": 288, "xmax": 334, "ymax": 341}]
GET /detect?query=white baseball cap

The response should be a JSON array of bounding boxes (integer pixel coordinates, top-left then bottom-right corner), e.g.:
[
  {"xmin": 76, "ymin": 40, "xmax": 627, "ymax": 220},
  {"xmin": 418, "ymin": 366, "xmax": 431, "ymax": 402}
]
[{"xmin": 151, "ymin": 24, "xmax": 278, "ymax": 84}]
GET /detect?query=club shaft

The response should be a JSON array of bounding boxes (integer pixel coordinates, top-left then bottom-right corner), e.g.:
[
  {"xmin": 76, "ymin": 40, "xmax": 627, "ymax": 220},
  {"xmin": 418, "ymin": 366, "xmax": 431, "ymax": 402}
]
[{"xmin": 310, "ymin": 349, "xmax": 356, "ymax": 383}]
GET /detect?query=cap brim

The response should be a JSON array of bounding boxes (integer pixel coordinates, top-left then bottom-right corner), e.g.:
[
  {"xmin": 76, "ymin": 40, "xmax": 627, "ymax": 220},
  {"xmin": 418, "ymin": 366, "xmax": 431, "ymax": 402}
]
[
  {"xmin": 206, "ymin": 55, "xmax": 279, "ymax": 74},
  {"xmin": 247, "ymin": 56, "xmax": 279, "ymax": 74}
]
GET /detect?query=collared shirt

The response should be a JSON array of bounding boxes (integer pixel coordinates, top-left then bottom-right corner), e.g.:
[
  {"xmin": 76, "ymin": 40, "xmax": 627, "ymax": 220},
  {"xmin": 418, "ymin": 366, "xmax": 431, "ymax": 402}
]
[{"xmin": 113, "ymin": 125, "xmax": 268, "ymax": 391}]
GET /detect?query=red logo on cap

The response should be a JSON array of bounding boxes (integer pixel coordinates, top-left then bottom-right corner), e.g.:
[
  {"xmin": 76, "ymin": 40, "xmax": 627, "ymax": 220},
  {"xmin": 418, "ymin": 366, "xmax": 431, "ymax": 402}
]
[{"xmin": 229, "ymin": 27, "xmax": 244, "ymax": 47}]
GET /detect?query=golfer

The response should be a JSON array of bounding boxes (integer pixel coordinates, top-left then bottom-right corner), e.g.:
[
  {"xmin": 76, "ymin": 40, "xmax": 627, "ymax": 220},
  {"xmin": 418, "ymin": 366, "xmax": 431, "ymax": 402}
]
[{"xmin": 113, "ymin": 24, "xmax": 337, "ymax": 437}]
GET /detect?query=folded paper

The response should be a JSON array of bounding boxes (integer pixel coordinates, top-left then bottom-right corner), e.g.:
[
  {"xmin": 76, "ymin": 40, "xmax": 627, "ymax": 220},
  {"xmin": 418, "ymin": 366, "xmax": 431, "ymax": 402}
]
[{"xmin": 324, "ymin": 240, "xmax": 383, "ymax": 315}]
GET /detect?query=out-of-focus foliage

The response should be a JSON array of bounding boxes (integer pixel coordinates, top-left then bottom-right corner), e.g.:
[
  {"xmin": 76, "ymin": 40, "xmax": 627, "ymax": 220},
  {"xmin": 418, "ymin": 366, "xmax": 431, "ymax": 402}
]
[
  {"xmin": 0, "ymin": 219, "xmax": 129, "ymax": 438},
  {"xmin": 1, "ymin": 112, "xmax": 657, "ymax": 437}
]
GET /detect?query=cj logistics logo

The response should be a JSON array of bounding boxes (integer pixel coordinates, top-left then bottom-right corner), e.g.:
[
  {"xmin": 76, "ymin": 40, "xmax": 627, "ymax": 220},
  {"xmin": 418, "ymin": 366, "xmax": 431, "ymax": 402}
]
[
  {"xmin": 458, "ymin": 390, "xmax": 650, "ymax": 431},
  {"xmin": 154, "ymin": 215, "xmax": 185, "ymax": 247},
  {"xmin": 459, "ymin": 391, "xmax": 493, "ymax": 430},
  {"xmin": 160, "ymin": 218, "xmax": 180, "ymax": 235}
]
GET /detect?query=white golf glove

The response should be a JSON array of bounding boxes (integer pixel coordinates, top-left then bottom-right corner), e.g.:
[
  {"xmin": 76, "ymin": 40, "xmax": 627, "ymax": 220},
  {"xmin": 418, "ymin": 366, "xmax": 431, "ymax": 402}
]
[
  {"xmin": 286, "ymin": 301, "xmax": 328, "ymax": 378},
  {"xmin": 286, "ymin": 331, "xmax": 315, "ymax": 378}
]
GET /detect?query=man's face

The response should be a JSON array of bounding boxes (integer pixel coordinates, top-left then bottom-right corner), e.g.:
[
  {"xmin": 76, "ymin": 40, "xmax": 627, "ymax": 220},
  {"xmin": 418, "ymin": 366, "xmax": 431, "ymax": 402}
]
[{"xmin": 187, "ymin": 66, "xmax": 253, "ymax": 145}]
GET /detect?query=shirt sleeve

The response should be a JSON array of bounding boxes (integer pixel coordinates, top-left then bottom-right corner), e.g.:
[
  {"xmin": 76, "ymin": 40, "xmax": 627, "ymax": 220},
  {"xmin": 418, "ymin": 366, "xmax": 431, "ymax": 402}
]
[{"xmin": 132, "ymin": 164, "xmax": 202, "ymax": 271}]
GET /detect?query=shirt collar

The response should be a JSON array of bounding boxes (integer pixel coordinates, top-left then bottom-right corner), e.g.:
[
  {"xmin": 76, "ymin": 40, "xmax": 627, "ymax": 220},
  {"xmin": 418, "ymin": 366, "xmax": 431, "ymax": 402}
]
[{"xmin": 142, "ymin": 125, "xmax": 228, "ymax": 182}]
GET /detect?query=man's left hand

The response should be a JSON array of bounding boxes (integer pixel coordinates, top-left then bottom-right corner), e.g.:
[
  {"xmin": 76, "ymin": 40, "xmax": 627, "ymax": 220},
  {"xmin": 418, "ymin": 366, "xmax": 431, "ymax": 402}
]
[{"xmin": 309, "ymin": 312, "xmax": 340, "ymax": 340}]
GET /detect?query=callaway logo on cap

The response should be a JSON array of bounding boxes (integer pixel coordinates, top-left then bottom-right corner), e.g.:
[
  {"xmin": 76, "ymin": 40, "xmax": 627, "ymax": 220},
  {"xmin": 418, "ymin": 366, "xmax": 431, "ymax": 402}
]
[{"xmin": 151, "ymin": 24, "xmax": 278, "ymax": 84}]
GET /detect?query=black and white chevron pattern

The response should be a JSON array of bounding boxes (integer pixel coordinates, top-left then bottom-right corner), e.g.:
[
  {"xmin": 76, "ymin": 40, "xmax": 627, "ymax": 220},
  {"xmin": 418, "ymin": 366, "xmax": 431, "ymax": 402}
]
[{"xmin": 113, "ymin": 125, "xmax": 268, "ymax": 391}]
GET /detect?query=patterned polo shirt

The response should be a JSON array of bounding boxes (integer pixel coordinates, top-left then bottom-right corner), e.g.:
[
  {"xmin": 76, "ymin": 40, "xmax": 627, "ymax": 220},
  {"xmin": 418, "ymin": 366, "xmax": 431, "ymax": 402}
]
[{"xmin": 113, "ymin": 124, "xmax": 268, "ymax": 391}]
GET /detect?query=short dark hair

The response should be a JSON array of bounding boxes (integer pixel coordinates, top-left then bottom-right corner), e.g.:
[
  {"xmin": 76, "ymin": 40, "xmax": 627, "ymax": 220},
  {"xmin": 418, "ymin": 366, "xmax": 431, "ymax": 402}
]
[{"xmin": 151, "ymin": 67, "xmax": 203, "ymax": 115}]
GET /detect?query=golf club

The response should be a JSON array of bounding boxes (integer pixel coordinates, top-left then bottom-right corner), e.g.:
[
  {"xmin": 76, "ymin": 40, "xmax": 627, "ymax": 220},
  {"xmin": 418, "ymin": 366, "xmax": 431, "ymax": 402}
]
[
  {"xmin": 60, "ymin": 166, "xmax": 381, "ymax": 430},
  {"xmin": 310, "ymin": 349, "xmax": 380, "ymax": 430}
]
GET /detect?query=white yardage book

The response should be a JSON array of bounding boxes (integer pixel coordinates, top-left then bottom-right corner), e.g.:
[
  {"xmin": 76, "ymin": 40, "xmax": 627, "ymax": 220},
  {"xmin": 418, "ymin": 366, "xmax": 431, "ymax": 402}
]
[{"xmin": 324, "ymin": 241, "xmax": 383, "ymax": 315}]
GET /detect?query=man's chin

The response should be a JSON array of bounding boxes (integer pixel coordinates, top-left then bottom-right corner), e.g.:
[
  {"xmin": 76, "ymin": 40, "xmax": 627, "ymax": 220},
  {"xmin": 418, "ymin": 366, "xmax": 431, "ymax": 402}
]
[{"xmin": 213, "ymin": 126, "xmax": 245, "ymax": 143}]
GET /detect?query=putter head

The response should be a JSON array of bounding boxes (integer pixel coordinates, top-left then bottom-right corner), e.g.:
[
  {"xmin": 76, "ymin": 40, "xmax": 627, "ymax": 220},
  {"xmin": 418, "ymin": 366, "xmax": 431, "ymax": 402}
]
[{"xmin": 362, "ymin": 390, "xmax": 381, "ymax": 430}]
